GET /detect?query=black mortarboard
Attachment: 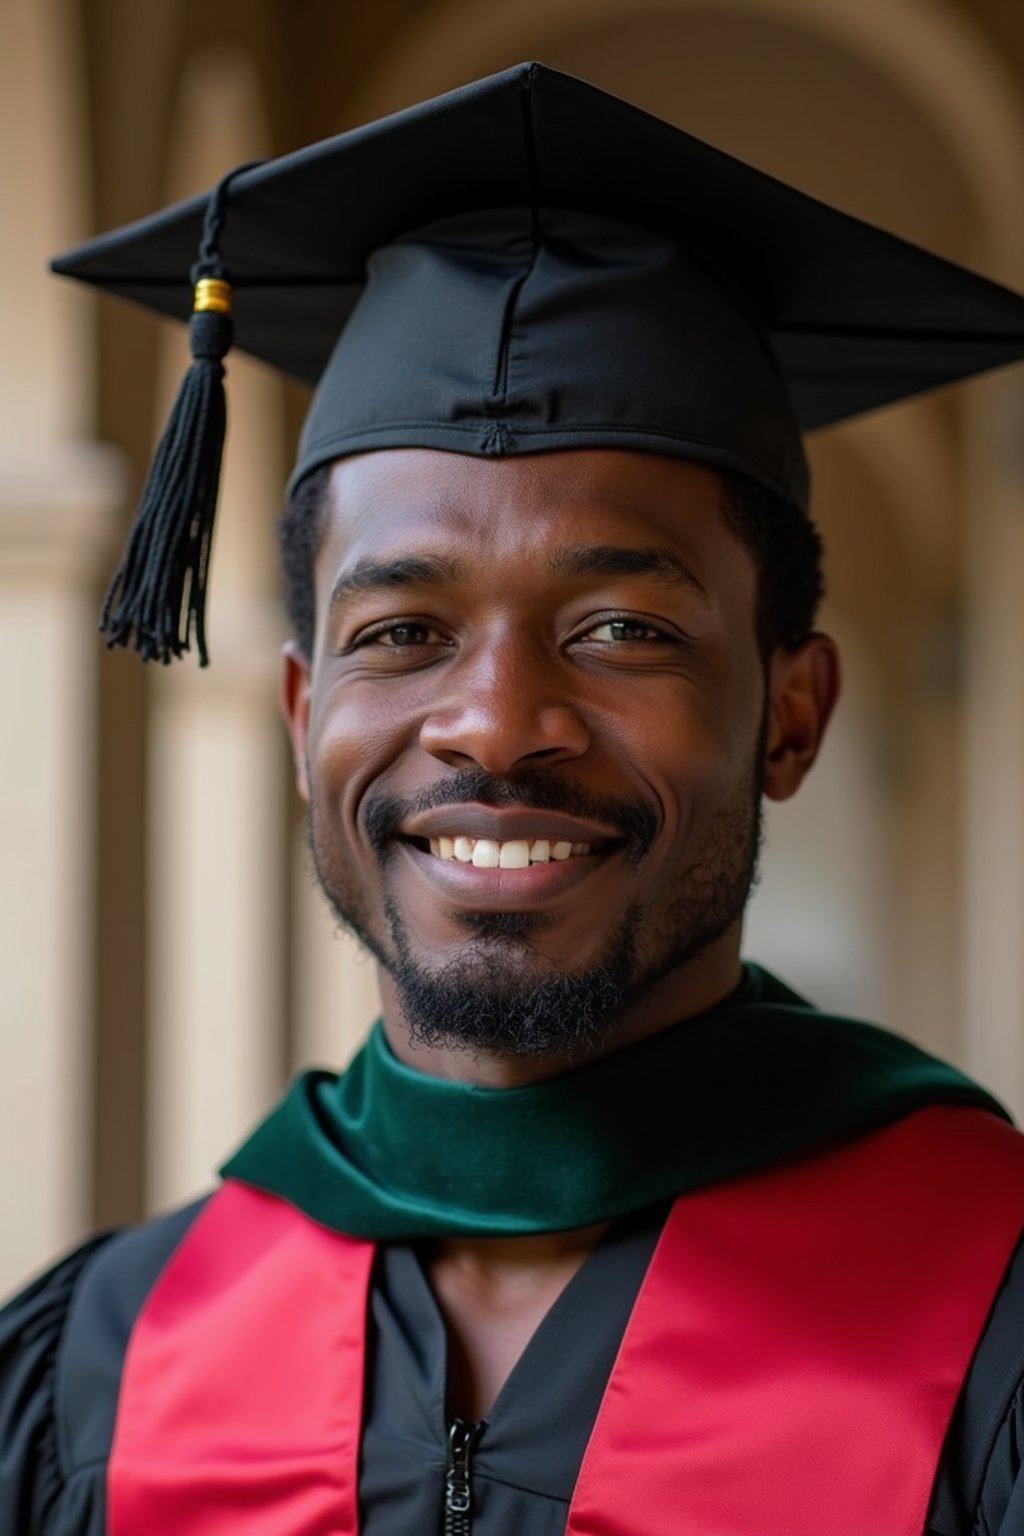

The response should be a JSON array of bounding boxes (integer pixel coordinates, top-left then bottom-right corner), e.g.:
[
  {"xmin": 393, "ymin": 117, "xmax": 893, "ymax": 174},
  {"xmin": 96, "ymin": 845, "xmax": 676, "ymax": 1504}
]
[{"xmin": 52, "ymin": 61, "xmax": 1024, "ymax": 665}]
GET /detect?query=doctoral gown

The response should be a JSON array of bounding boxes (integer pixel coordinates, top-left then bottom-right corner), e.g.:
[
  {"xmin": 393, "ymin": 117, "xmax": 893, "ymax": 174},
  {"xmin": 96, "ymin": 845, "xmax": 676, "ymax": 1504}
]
[{"xmin": 3, "ymin": 1192, "xmax": 1024, "ymax": 1534}]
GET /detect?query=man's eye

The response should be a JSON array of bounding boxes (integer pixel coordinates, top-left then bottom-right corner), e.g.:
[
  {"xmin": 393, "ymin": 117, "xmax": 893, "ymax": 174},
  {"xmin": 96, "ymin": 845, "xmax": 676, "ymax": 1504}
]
[
  {"xmin": 355, "ymin": 621, "xmax": 448, "ymax": 649},
  {"xmin": 585, "ymin": 618, "xmax": 665, "ymax": 642}
]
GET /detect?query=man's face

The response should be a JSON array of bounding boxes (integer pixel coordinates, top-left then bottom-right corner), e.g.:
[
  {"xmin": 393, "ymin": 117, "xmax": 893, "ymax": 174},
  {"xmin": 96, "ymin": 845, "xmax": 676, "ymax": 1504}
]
[{"xmin": 284, "ymin": 448, "xmax": 820, "ymax": 1061}]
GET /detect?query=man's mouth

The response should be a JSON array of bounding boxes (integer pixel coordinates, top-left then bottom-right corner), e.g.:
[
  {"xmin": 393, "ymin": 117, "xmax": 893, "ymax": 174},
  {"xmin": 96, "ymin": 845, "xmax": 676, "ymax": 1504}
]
[
  {"xmin": 394, "ymin": 803, "xmax": 625, "ymax": 874},
  {"xmin": 390, "ymin": 807, "xmax": 631, "ymax": 913},
  {"xmin": 418, "ymin": 835, "xmax": 600, "ymax": 868}
]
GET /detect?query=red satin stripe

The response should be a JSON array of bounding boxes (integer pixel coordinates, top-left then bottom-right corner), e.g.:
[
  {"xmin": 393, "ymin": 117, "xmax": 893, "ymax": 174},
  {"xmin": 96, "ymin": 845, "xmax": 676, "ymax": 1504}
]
[
  {"xmin": 567, "ymin": 1106, "xmax": 1024, "ymax": 1536},
  {"xmin": 108, "ymin": 1181, "xmax": 374, "ymax": 1536}
]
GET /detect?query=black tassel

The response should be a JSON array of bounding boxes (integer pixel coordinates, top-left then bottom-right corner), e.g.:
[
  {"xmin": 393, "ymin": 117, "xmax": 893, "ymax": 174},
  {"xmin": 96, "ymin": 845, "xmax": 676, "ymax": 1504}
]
[{"xmin": 101, "ymin": 166, "xmax": 257, "ymax": 666}]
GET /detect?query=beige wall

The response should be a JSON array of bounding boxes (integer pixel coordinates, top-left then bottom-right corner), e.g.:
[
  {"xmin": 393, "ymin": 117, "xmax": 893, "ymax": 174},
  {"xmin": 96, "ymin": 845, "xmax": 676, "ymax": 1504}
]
[{"xmin": 2, "ymin": 0, "xmax": 1023, "ymax": 1293}]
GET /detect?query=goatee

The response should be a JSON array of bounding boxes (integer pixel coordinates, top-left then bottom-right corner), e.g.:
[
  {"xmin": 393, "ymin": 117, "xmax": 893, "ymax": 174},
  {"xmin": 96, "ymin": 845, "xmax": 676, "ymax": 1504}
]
[{"xmin": 308, "ymin": 763, "xmax": 762, "ymax": 1060}]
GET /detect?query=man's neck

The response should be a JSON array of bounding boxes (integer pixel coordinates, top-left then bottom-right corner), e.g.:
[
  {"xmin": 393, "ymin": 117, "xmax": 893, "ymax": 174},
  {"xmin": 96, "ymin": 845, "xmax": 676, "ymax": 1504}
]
[{"xmin": 422, "ymin": 1220, "xmax": 615, "ymax": 1420}]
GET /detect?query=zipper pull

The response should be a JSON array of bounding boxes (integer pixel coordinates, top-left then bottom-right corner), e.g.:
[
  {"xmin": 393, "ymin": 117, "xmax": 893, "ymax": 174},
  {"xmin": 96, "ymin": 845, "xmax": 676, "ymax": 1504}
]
[{"xmin": 444, "ymin": 1418, "xmax": 484, "ymax": 1536}]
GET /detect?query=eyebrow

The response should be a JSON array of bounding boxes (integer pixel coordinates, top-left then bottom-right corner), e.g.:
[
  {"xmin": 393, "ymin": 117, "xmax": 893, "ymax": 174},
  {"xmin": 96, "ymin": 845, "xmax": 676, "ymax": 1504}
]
[
  {"xmin": 327, "ymin": 542, "xmax": 710, "ymax": 617},
  {"xmin": 550, "ymin": 544, "xmax": 711, "ymax": 601},
  {"xmin": 328, "ymin": 554, "xmax": 463, "ymax": 616}
]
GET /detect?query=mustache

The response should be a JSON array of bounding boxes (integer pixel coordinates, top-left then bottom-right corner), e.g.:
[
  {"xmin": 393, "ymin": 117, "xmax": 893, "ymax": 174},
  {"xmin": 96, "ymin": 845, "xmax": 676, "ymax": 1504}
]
[{"xmin": 364, "ymin": 768, "xmax": 658, "ymax": 862}]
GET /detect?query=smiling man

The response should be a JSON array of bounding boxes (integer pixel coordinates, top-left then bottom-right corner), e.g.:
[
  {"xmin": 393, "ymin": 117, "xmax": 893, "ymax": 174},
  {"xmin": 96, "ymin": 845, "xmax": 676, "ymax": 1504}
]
[
  {"xmin": 5, "ymin": 62, "xmax": 1024, "ymax": 1536},
  {"xmin": 289, "ymin": 449, "xmax": 814, "ymax": 1069}
]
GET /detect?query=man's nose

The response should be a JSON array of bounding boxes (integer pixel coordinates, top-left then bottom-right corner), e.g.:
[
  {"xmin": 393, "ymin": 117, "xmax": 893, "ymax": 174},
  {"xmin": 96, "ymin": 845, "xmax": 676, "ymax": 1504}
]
[{"xmin": 418, "ymin": 638, "xmax": 591, "ymax": 774}]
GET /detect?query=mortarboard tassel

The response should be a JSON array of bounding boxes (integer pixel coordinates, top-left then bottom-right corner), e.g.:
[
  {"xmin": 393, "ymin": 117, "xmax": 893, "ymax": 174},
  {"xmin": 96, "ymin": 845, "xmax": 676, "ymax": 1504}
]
[{"xmin": 100, "ymin": 164, "xmax": 258, "ymax": 666}]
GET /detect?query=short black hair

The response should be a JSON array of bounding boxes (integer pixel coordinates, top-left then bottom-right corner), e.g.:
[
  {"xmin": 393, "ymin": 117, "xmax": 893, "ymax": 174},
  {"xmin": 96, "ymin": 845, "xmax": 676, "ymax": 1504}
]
[
  {"xmin": 278, "ymin": 462, "xmax": 332, "ymax": 661},
  {"xmin": 719, "ymin": 471, "xmax": 825, "ymax": 657},
  {"xmin": 277, "ymin": 461, "xmax": 824, "ymax": 663}
]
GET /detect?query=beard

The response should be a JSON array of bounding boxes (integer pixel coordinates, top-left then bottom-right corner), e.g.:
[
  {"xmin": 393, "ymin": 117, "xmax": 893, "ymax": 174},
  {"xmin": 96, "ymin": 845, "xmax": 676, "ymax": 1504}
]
[{"xmin": 308, "ymin": 756, "xmax": 763, "ymax": 1061}]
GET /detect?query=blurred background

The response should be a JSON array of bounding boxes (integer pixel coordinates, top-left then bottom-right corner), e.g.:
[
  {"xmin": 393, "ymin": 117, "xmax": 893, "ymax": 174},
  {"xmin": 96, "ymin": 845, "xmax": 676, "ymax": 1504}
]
[{"xmin": 3, "ymin": 0, "xmax": 1024, "ymax": 1295}]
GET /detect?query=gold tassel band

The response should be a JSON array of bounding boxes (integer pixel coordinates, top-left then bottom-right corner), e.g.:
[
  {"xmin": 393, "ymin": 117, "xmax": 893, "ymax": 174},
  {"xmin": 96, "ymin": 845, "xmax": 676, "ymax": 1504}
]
[{"xmin": 193, "ymin": 276, "xmax": 232, "ymax": 314}]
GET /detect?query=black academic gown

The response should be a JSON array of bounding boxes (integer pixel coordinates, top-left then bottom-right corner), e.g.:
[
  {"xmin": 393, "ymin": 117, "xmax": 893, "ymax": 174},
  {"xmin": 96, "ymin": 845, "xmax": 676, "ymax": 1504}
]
[{"xmin": 2, "ymin": 1195, "xmax": 1024, "ymax": 1535}]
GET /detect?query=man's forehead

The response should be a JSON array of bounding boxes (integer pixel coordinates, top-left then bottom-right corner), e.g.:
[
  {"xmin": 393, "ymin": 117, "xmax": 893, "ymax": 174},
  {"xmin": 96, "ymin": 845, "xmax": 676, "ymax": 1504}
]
[
  {"xmin": 316, "ymin": 448, "xmax": 731, "ymax": 566},
  {"xmin": 322, "ymin": 447, "xmax": 728, "ymax": 536}
]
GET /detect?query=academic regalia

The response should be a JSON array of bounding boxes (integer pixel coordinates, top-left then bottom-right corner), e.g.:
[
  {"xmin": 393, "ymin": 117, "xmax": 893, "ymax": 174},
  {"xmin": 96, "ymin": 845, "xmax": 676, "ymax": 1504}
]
[
  {"xmin": 4, "ymin": 966, "xmax": 1024, "ymax": 1534},
  {"xmin": 4, "ymin": 1193, "xmax": 1024, "ymax": 1534}
]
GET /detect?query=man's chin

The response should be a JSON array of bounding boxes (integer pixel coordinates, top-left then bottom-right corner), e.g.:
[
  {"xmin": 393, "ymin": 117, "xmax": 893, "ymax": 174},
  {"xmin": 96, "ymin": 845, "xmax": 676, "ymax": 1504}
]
[
  {"xmin": 385, "ymin": 904, "xmax": 641, "ymax": 1059},
  {"xmin": 391, "ymin": 965, "xmax": 629, "ymax": 1059}
]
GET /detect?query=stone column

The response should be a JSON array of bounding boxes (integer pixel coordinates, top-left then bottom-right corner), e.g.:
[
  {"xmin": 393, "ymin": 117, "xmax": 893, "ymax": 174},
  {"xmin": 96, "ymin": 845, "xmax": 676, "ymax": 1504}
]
[
  {"xmin": 961, "ymin": 372, "xmax": 1024, "ymax": 1119},
  {"xmin": 0, "ymin": 449, "xmax": 122, "ymax": 1293},
  {"xmin": 146, "ymin": 600, "xmax": 289, "ymax": 1209},
  {"xmin": 0, "ymin": 0, "xmax": 124, "ymax": 1293}
]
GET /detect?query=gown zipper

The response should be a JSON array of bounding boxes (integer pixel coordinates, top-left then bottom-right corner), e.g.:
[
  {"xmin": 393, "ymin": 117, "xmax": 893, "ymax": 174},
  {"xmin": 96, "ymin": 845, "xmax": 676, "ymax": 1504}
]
[{"xmin": 444, "ymin": 1418, "xmax": 484, "ymax": 1535}]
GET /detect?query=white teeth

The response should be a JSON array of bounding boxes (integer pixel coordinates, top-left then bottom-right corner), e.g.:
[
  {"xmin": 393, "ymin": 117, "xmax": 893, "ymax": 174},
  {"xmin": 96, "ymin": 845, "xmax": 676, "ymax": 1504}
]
[
  {"xmin": 499, "ymin": 840, "xmax": 531, "ymax": 868},
  {"xmin": 423, "ymin": 834, "xmax": 593, "ymax": 863}
]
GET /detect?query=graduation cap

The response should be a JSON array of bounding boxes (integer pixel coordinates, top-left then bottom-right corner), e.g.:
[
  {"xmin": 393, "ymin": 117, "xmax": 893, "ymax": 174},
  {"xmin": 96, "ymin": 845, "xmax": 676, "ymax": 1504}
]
[{"xmin": 52, "ymin": 61, "xmax": 1024, "ymax": 666}]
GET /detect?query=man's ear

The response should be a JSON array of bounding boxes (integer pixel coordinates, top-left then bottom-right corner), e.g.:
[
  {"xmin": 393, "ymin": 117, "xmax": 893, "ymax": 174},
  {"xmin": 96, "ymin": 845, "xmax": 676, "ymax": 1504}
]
[
  {"xmin": 762, "ymin": 633, "xmax": 840, "ymax": 802},
  {"xmin": 280, "ymin": 641, "xmax": 312, "ymax": 802}
]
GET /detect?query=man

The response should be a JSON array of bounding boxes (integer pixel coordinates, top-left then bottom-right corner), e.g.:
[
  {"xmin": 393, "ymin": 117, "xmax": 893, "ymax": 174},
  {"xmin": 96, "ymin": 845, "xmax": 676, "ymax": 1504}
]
[{"xmin": 4, "ymin": 61, "xmax": 1024, "ymax": 1535}]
